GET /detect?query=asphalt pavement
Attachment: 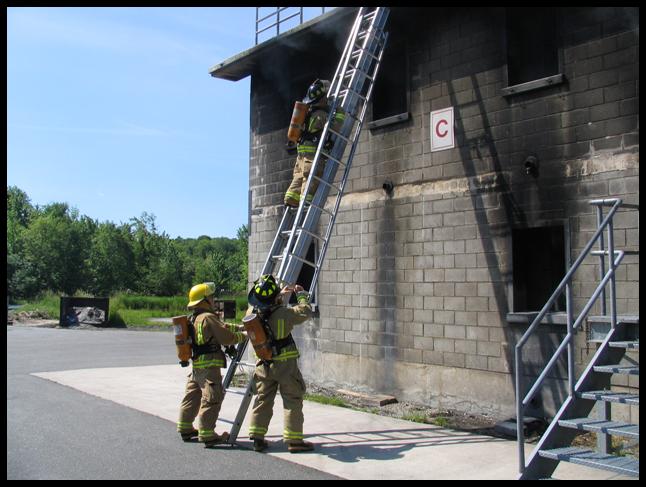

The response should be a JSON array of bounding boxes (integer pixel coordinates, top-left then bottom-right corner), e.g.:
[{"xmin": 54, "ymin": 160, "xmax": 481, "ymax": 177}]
[{"xmin": 7, "ymin": 325, "xmax": 339, "ymax": 480}]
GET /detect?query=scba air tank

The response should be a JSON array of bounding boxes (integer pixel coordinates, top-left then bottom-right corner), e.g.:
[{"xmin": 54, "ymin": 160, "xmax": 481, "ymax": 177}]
[
  {"xmin": 242, "ymin": 313, "xmax": 273, "ymax": 361},
  {"xmin": 172, "ymin": 315, "xmax": 192, "ymax": 367},
  {"xmin": 287, "ymin": 101, "xmax": 308, "ymax": 142}
]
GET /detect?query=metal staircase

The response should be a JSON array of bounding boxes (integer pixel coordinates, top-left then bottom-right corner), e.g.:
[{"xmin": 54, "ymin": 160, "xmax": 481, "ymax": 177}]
[
  {"xmin": 515, "ymin": 198, "xmax": 639, "ymax": 479},
  {"xmin": 221, "ymin": 7, "xmax": 391, "ymax": 445}
]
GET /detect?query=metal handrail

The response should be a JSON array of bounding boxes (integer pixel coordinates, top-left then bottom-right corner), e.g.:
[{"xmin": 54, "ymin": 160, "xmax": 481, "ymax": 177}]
[
  {"xmin": 515, "ymin": 198, "xmax": 624, "ymax": 474},
  {"xmin": 255, "ymin": 7, "xmax": 327, "ymax": 45}
]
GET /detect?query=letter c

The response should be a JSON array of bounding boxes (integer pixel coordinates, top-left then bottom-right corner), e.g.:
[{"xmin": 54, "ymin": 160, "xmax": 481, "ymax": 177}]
[{"xmin": 436, "ymin": 119, "xmax": 448, "ymax": 138}]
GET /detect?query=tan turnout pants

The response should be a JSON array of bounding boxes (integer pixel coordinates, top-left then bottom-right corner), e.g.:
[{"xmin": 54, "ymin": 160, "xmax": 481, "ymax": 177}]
[
  {"xmin": 284, "ymin": 154, "xmax": 324, "ymax": 206},
  {"xmin": 177, "ymin": 367, "xmax": 225, "ymax": 441},
  {"xmin": 248, "ymin": 359, "xmax": 307, "ymax": 444}
]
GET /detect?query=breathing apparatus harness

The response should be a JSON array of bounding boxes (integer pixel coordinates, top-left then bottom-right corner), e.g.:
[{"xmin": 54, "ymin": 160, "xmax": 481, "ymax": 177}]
[
  {"xmin": 253, "ymin": 302, "xmax": 296, "ymax": 367},
  {"xmin": 298, "ymin": 104, "xmax": 331, "ymax": 148},
  {"xmin": 187, "ymin": 311, "xmax": 237, "ymax": 360}
]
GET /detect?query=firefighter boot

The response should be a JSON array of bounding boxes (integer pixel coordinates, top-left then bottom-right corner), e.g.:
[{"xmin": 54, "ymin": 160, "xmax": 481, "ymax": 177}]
[
  {"xmin": 288, "ymin": 440, "xmax": 315, "ymax": 453},
  {"xmin": 180, "ymin": 429, "xmax": 199, "ymax": 442},
  {"xmin": 203, "ymin": 431, "xmax": 230, "ymax": 448},
  {"xmin": 253, "ymin": 438, "xmax": 270, "ymax": 452}
]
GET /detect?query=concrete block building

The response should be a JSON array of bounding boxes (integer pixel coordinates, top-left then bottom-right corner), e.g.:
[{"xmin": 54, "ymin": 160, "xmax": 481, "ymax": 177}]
[{"xmin": 210, "ymin": 7, "xmax": 639, "ymax": 420}]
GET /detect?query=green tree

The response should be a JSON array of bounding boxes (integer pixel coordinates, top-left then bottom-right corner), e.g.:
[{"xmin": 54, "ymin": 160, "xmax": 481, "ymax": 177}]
[
  {"xmin": 146, "ymin": 239, "xmax": 187, "ymax": 296},
  {"xmin": 21, "ymin": 209, "xmax": 90, "ymax": 295},
  {"xmin": 7, "ymin": 186, "xmax": 34, "ymax": 228},
  {"xmin": 86, "ymin": 222, "xmax": 135, "ymax": 296},
  {"xmin": 233, "ymin": 224, "xmax": 249, "ymax": 292},
  {"xmin": 129, "ymin": 212, "xmax": 166, "ymax": 294}
]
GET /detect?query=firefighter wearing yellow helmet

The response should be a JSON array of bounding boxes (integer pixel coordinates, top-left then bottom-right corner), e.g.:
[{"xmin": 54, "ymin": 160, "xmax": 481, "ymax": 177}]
[
  {"xmin": 176, "ymin": 282, "xmax": 247, "ymax": 448},
  {"xmin": 246, "ymin": 274, "xmax": 315, "ymax": 453},
  {"xmin": 284, "ymin": 78, "xmax": 346, "ymax": 207}
]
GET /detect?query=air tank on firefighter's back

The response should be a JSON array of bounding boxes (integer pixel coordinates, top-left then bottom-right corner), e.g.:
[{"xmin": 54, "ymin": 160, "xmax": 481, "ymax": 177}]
[
  {"xmin": 242, "ymin": 313, "xmax": 273, "ymax": 361},
  {"xmin": 287, "ymin": 101, "xmax": 308, "ymax": 142},
  {"xmin": 172, "ymin": 315, "xmax": 192, "ymax": 367}
]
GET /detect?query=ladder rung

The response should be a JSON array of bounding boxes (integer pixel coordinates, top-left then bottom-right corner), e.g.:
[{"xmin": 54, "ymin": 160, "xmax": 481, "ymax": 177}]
[
  {"xmin": 288, "ymin": 253, "xmax": 317, "ymax": 269},
  {"xmin": 327, "ymin": 127, "xmax": 353, "ymax": 145},
  {"xmin": 351, "ymin": 47, "xmax": 381, "ymax": 63},
  {"xmin": 319, "ymin": 149, "xmax": 347, "ymax": 168},
  {"xmin": 303, "ymin": 201, "xmax": 334, "ymax": 217},
  {"xmin": 362, "ymin": 10, "xmax": 377, "ymax": 21},
  {"xmin": 298, "ymin": 227, "xmax": 327, "ymax": 243},
  {"xmin": 340, "ymin": 87, "xmax": 367, "ymax": 102},
  {"xmin": 344, "ymin": 67, "xmax": 374, "ymax": 83},
  {"xmin": 233, "ymin": 361, "xmax": 257, "ymax": 368},
  {"xmin": 338, "ymin": 108, "xmax": 359, "ymax": 122},
  {"xmin": 225, "ymin": 388, "xmax": 246, "ymax": 395},
  {"xmin": 272, "ymin": 254, "xmax": 284, "ymax": 261},
  {"xmin": 311, "ymin": 174, "xmax": 341, "ymax": 193}
]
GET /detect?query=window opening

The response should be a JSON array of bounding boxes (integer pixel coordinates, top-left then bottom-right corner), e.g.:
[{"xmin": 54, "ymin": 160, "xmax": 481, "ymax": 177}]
[
  {"xmin": 506, "ymin": 7, "xmax": 559, "ymax": 87},
  {"xmin": 512, "ymin": 224, "xmax": 566, "ymax": 312}
]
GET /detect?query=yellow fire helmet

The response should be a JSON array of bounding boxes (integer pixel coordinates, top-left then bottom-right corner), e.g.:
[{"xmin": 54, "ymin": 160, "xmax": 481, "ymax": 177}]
[{"xmin": 188, "ymin": 282, "xmax": 216, "ymax": 308}]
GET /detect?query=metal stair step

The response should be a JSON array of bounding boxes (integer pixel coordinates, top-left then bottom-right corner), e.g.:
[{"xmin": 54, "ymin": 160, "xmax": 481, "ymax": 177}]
[
  {"xmin": 609, "ymin": 341, "xmax": 639, "ymax": 350},
  {"xmin": 538, "ymin": 447, "xmax": 639, "ymax": 477},
  {"xmin": 593, "ymin": 365, "xmax": 640, "ymax": 375},
  {"xmin": 578, "ymin": 390, "xmax": 640, "ymax": 405},
  {"xmin": 587, "ymin": 315, "xmax": 639, "ymax": 342},
  {"xmin": 558, "ymin": 418, "xmax": 640, "ymax": 439},
  {"xmin": 588, "ymin": 315, "xmax": 639, "ymax": 325}
]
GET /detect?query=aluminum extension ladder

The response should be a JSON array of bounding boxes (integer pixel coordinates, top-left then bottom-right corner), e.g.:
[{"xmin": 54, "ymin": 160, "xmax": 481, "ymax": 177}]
[{"xmin": 222, "ymin": 7, "xmax": 390, "ymax": 446}]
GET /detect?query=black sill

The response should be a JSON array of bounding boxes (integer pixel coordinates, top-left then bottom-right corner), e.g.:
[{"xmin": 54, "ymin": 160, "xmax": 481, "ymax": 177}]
[
  {"xmin": 367, "ymin": 112, "xmax": 410, "ymax": 130},
  {"xmin": 501, "ymin": 73, "xmax": 565, "ymax": 97}
]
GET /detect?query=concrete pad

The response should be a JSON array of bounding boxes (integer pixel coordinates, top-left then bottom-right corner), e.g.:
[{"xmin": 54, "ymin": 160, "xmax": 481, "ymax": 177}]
[{"xmin": 32, "ymin": 364, "xmax": 634, "ymax": 480}]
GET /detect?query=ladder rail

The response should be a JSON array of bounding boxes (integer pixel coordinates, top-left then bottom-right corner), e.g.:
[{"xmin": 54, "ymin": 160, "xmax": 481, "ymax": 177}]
[
  {"xmin": 278, "ymin": 8, "xmax": 389, "ymax": 287},
  {"xmin": 515, "ymin": 198, "xmax": 625, "ymax": 475},
  {"xmin": 260, "ymin": 206, "xmax": 295, "ymax": 277},
  {"xmin": 225, "ymin": 7, "xmax": 390, "ymax": 445},
  {"xmin": 308, "ymin": 31, "xmax": 389, "ymax": 298},
  {"xmin": 277, "ymin": 8, "xmax": 385, "ymax": 284}
]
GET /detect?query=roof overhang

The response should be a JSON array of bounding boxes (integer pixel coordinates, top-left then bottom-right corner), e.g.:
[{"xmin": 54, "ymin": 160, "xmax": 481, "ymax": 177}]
[{"xmin": 209, "ymin": 7, "xmax": 359, "ymax": 81}]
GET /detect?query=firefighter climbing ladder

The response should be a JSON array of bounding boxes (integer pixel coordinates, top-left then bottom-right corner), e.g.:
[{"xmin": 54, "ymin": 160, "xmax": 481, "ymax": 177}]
[{"xmin": 222, "ymin": 6, "xmax": 390, "ymax": 445}]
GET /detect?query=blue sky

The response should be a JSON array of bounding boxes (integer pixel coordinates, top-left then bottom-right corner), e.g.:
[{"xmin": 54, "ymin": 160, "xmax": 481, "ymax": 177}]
[{"xmin": 7, "ymin": 7, "xmax": 332, "ymax": 239}]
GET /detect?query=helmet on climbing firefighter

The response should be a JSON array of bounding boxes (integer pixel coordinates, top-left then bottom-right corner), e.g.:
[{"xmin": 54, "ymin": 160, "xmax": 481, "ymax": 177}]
[
  {"xmin": 303, "ymin": 79, "xmax": 331, "ymax": 104},
  {"xmin": 188, "ymin": 282, "xmax": 216, "ymax": 308},
  {"xmin": 248, "ymin": 274, "xmax": 279, "ymax": 308}
]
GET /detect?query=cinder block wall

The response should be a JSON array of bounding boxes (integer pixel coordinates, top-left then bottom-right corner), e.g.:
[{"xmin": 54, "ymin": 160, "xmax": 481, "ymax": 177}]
[{"xmin": 247, "ymin": 7, "xmax": 639, "ymax": 419}]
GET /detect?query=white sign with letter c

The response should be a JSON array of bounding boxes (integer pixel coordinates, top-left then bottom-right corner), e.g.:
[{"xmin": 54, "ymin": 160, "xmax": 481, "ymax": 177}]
[{"xmin": 431, "ymin": 107, "xmax": 454, "ymax": 152}]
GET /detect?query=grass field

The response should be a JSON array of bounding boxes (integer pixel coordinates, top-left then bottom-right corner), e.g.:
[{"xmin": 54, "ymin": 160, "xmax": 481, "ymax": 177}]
[{"xmin": 15, "ymin": 292, "xmax": 249, "ymax": 327}]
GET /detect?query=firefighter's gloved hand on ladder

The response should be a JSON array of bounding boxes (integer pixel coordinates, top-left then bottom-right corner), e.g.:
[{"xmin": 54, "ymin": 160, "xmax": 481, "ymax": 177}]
[
  {"xmin": 294, "ymin": 285, "xmax": 310, "ymax": 304},
  {"xmin": 277, "ymin": 284, "xmax": 308, "ymax": 305}
]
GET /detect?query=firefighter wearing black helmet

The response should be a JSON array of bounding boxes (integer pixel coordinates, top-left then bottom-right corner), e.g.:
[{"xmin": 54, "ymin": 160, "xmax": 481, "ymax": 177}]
[
  {"xmin": 246, "ymin": 274, "xmax": 315, "ymax": 453},
  {"xmin": 284, "ymin": 79, "xmax": 346, "ymax": 207}
]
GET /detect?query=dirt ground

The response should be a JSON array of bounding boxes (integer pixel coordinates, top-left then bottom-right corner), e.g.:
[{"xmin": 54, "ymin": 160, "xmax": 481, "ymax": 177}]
[
  {"xmin": 304, "ymin": 382, "xmax": 504, "ymax": 436},
  {"xmin": 8, "ymin": 310, "xmax": 59, "ymax": 327}
]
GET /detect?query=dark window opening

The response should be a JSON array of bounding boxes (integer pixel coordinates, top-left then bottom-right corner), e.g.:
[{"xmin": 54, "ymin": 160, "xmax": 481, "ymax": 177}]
[
  {"xmin": 512, "ymin": 225, "xmax": 566, "ymax": 312},
  {"xmin": 371, "ymin": 38, "xmax": 408, "ymax": 122},
  {"xmin": 289, "ymin": 242, "xmax": 318, "ymax": 307},
  {"xmin": 506, "ymin": 7, "xmax": 559, "ymax": 86}
]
